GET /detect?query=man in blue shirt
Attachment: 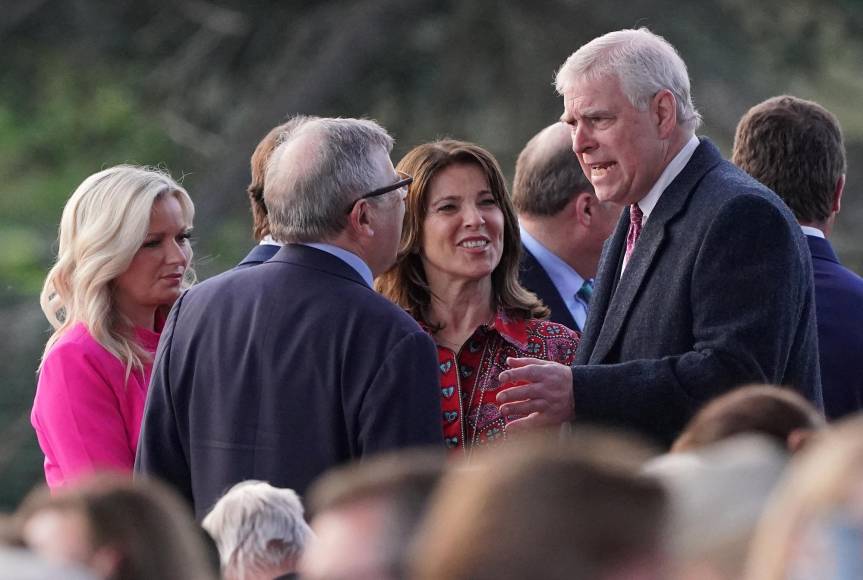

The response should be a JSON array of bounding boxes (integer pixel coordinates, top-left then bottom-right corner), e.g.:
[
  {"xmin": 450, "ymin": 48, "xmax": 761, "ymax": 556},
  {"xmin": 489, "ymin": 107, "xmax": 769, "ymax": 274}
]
[{"xmin": 513, "ymin": 122, "xmax": 622, "ymax": 331}]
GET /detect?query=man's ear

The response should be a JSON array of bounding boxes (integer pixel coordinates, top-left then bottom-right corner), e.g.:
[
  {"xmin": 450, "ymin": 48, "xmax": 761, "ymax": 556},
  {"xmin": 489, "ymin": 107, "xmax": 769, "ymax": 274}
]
[
  {"xmin": 833, "ymin": 174, "xmax": 845, "ymax": 214},
  {"xmin": 575, "ymin": 191, "xmax": 596, "ymax": 226},
  {"xmin": 652, "ymin": 89, "xmax": 677, "ymax": 139},
  {"xmin": 347, "ymin": 200, "xmax": 375, "ymax": 238}
]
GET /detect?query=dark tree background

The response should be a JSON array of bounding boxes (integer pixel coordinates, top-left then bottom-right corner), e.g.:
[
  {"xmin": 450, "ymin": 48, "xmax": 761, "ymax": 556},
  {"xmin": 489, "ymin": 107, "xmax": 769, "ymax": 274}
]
[{"xmin": 2, "ymin": 0, "xmax": 862, "ymax": 508}]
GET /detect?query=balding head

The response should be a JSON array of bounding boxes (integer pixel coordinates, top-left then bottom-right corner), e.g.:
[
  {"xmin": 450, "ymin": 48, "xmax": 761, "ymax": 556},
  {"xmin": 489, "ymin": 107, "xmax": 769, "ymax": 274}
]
[
  {"xmin": 263, "ymin": 117, "xmax": 394, "ymax": 244},
  {"xmin": 513, "ymin": 122, "xmax": 594, "ymax": 217}
]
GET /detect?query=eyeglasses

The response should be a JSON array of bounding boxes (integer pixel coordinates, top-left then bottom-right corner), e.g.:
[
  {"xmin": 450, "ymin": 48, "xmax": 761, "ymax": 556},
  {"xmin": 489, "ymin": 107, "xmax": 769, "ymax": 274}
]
[{"xmin": 345, "ymin": 171, "xmax": 413, "ymax": 213}]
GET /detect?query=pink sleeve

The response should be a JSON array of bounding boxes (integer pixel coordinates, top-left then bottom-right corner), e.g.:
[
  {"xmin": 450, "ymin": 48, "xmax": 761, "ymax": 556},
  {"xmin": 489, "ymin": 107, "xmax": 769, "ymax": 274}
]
[{"xmin": 32, "ymin": 341, "xmax": 134, "ymax": 487}]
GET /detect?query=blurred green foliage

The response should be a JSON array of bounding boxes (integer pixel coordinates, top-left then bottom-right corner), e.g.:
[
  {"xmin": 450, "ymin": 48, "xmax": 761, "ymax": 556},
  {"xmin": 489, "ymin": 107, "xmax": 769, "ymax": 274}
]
[{"xmin": 0, "ymin": 54, "xmax": 180, "ymax": 295}]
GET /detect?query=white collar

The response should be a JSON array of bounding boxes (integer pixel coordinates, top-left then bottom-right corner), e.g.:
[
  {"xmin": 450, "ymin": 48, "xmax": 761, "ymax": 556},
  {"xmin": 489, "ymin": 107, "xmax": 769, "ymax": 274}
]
[
  {"xmin": 800, "ymin": 225, "xmax": 825, "ymax": 239},
  {"xmin": 638, "ymin": 135, "xmax": 700, "ymax": 224},
  {"xmin": 259, "ymin": 235, "xmax": 283, "ymax": 247}
]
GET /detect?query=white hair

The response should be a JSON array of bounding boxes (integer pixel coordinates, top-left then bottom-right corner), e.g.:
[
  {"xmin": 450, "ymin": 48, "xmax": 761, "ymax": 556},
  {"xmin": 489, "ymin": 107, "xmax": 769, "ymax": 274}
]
[
  {"xmin": 263, "ymin": 117, "xmax": 394, "ymax": 243},
  {"xmin": 555, "ymin": 28, "xmax": 702, "ymax": 131},
  {"xmin": 202, "ymin": 480, "xmax": 314, "ymax": 580},
  {"xmin": 39, "ymin": 165, "xmax": 194, "ymax": 378}
]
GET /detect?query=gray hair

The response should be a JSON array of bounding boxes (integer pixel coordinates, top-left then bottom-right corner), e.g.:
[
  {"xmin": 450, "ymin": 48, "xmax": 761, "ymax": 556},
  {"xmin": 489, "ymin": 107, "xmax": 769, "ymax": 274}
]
[
  {"xmin": 264, "ymin": 117, "xmax": 394, "ymax": 243},
  {"xmin": 555, "ymin": 28, "xmax": 702, "ymax": 132},
  {"xmin": 512, "ymin": 122, "xmax": 594, "ymax": 216},
  {"xmin": 202, "ymin": 480, "xmax": 313, "ymax": 580}
]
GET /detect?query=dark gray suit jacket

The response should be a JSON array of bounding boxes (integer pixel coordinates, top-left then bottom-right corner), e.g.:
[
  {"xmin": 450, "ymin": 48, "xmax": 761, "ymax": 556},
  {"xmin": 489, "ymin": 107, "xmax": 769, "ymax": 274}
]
[
  {"xmin": 237, "ymin": 243, "xmax": 280, "ymax": 268},
  {"xmin": 135, "ymin": 244, "xmax": 443, "ymax": 518},
  {"xmin": 572, "ymin": 139, "xmax": 822, "ymax": 446}
]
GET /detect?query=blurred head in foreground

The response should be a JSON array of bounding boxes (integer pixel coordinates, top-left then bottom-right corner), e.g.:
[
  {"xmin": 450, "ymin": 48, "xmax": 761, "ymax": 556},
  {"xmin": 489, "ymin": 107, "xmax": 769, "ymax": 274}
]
[
  {"xmin": 301, "ymin": 450, "xmax": 445, "ymax": 580},
  {"xmin": 202, "ymin": 480, "xmax": 312, "ymax": 580},
  {"xmin": 746, "ymin": 416, "xmax": 863, "ymax": 580},
  {"xmin": 16, "ymin": 475, "xmax": 215, "ymax": 580},
  {"xmin": 672, "ymin": 384, "xmax": 825, "ymax": 454},
  {"xmin": 647, "ymin": 435, "xmax": 789, "ymax": 580},
  {"xmin": 412, "ymin": 431, "xmax": 666, "ymax": 580}
]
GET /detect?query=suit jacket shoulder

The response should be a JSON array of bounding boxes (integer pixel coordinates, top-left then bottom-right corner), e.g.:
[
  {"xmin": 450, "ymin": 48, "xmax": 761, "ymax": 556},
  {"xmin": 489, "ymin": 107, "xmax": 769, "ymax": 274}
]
[
  {"xmin": 807, "ymin": 235, "xmax": 863, "ymax": 419},
  {"xmin": 136, "ymin": 244, "xmax": 443, "ymax": 517},
  {"xmin": 518, "ymin": 246, "xmax": 578, "ymax": 330},
  {"xmin": 573, "ymin": 138, "xmax": 821, "ymax": 446}
]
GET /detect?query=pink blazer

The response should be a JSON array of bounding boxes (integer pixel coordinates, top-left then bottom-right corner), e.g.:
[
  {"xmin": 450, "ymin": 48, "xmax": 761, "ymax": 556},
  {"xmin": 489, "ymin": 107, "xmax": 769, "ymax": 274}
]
[{"xmin": 32, "ymin": 322, "xmax": 160, "ymax": 488}]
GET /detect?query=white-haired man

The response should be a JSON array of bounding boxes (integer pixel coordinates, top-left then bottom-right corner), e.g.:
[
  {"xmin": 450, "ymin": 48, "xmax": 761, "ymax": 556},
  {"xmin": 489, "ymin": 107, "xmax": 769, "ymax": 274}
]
[
  {"xmin": 203, "ymin": 480, "xmax": 313, "ymax": 580},
  {"xmin": 136, "ymin": 117, "xmax": 443, "ymax": 518},
  {"xmin": 498, "ymin": 28, "xmax": 822, "ymax": 446}
]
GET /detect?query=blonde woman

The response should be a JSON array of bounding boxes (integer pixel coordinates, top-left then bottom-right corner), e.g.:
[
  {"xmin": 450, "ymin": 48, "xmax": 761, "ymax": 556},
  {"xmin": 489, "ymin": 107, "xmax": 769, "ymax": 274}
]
[{"xmin": 33, "ymin": 165, "xmax": 194, "ymax": 488}]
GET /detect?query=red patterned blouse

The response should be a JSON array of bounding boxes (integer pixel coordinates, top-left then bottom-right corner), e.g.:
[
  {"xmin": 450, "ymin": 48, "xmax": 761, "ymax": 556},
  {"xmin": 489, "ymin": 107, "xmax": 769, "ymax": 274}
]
[{"xmin": 421, "ymin": 310, "xmax": 580, "ymax": 457}]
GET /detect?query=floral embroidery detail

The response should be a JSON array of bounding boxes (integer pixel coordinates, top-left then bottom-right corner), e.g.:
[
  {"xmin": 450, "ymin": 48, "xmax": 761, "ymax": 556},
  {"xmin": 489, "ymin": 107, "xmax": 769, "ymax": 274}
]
[{"xmin": 426, "ymin": 313, "xmax": 580, "ymax": 455}]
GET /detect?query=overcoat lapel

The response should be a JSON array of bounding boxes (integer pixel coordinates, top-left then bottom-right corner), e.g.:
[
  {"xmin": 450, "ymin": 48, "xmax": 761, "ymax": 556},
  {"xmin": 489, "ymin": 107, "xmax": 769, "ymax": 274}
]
[
  {"xmin": 575, "ymin": 214, "xmax": 627, "ymax": 363},
  {"xmin": 585, "ymin": 138, "xmax": 723, "ymax": 364}
]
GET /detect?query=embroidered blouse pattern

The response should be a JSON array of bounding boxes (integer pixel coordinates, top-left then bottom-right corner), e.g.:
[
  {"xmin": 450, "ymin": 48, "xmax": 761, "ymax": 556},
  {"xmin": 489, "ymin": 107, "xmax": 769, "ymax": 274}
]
[{"xmin": 424, "ymin": 311, "xmax": 580, "ymax": 455}]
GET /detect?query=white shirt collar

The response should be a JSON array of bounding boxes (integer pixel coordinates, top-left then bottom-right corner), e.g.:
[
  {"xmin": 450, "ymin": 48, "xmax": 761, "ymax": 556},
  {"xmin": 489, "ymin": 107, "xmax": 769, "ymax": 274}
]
[
  {"xmin": 259, "ymin": 235, "xmax": 283, "ymax": 247},
  {"xmin": 800, "ymin": 225, "xmax": 825, "ymax": 239},
  {"xmin": 639, "ymin": 135, "xmax": 700, "ymax": 224}
]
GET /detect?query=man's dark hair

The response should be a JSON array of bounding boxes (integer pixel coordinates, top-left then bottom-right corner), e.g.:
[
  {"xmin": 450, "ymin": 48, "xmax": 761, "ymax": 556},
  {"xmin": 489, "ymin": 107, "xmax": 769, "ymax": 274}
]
[
  {"xmin": 732, "ymin": 95, "xmax": 845, "ymax": 223},
  {"xmin": 672, "ymin": 384, "xmax": 826, "ymax": 453},
  {"xmin": 512, "ymin": 123, "xmax": 594, "ymax": 216}
]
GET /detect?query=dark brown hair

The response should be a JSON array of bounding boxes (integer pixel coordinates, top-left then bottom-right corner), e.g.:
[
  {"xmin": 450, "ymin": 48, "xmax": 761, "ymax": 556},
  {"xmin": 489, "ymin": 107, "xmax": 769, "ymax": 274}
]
[
  {"xmin": 732, "ymin": 95, "xmax": 845, "ymax": 224},
  {"xmin": 672, "ymin": 384, "xmax": 825, "ymax": 453},
  {"xmin": 376, "ymin": 139, "xmax": 548, "ymax": 325}
]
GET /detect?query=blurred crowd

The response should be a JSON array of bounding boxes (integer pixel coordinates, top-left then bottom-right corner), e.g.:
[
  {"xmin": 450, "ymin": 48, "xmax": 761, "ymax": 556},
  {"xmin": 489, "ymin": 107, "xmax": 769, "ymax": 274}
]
[{"xmin": 5, "ymin": 26, "xmax": 863, "ymax": 579}]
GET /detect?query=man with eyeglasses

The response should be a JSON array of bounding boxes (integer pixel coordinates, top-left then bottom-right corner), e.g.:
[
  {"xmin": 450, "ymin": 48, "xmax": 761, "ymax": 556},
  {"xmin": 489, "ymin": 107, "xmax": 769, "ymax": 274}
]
[{"xmin": 136, "ymin": 117, "xmax": 443, "ymax": 519}]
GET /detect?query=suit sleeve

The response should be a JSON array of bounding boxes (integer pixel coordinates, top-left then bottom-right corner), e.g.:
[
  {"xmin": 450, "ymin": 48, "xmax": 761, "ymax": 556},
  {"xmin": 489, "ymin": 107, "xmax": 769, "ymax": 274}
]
[
  {"xmin": 356, "ymin": 330, "xmax": 444, "ymax": 453},
  {"xmin": 33, "ymin": 344, "xmax": 134, "ymax": 485},
  {"xmin": 572, "ymin": 194, "xmax": 813, "ymax": 440},
  {"xmin": 134, "ymin": 295, "xmax": 193, "ymax": 504}
]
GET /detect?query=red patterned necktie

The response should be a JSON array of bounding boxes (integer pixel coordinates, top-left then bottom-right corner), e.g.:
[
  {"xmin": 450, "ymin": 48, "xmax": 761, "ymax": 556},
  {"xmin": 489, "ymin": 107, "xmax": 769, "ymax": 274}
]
[{"xmin": 623, "ymin": 203, "xmax": 643, "ymax": 267}]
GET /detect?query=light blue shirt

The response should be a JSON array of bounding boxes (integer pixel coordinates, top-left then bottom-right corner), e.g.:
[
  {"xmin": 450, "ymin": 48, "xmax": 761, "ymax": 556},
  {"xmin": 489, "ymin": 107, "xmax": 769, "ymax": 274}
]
[
  {"xmin": 301, "ymin": 243, "xmax": 374, "ymax": 288},
  {"xmin": 520, "ymin": 226, "xmax": 588, "ymax": 329}
]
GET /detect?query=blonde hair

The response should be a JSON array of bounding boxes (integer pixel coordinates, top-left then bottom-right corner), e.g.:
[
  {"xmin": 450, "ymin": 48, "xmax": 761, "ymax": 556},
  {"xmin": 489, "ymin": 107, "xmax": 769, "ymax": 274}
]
[
  {"xmin": 745, "ymin": 418, "xmax": 863, "ymax": 579},
  {"xmin": 40, "ymin": 165, "xmax": 195, "ymax": 378}
]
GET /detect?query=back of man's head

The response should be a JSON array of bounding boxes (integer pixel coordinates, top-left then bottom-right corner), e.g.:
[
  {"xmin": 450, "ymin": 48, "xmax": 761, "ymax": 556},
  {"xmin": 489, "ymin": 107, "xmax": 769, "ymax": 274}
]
[
  {"xmin": 512, "ymin": 122, "xmax": 594, "ymax": 217},
  {"xmin": 301, "ymin": 451, "xmax": 444, "ymax": 580},
  {"xmin": 733, "ymin": 95, "xmax": 846, "ymax": 224},
  {"xmin": 672, "ymin": 384, "xmax": 826, "ymax": 454},
  {"xmin": 202, "ymin": 480, "xmax": 312, "ymax": 580},
  {"xmin": 412, "ymin": 432, "xmax": 666, "ymax": 580},
  {"xmin": 263, "ymin": 117, "xmax": 394, "ymax": 244}
]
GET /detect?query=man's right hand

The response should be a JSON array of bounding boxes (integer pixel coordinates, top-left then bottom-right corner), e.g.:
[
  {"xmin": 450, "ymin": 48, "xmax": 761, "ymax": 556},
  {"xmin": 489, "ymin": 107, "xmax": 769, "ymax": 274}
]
[{"xmin": 496, "ymin": 358, "xmax": 575, "ymax": 431}]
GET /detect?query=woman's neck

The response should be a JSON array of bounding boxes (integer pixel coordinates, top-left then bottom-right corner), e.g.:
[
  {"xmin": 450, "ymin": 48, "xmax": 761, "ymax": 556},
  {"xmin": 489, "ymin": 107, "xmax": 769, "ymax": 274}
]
[
  {"xmin": 117, "ymin": 303, "xmax": 158, "ymax": 332},
  {"xmin": 428, "ymin": 276, "xmax": 495, "ymax": 351}
]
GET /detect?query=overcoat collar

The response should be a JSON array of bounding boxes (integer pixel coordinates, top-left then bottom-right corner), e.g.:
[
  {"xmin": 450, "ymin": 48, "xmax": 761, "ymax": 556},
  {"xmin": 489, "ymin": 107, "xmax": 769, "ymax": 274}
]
[{"xmin": 582, "ymin": 138, "xmax": 724, "ymax": 363}]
